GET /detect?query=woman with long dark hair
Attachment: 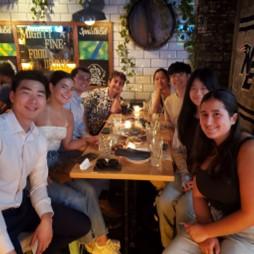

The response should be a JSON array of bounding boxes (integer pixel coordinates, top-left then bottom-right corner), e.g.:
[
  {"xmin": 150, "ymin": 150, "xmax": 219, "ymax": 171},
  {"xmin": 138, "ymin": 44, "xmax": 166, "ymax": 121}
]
[
  {"xmin": 35, "ymin": 70, "xmax": 121, "ymax": 254},
  {"xmin": 163, "ymin": 89, "xmax": 254, "ymax": 254},
  {"xmin": 149, "ymin": 68, "xmax": 171, "ymax": 114},
  {"xmin": 157, "ymin": 68, "xmax": 219, "ymax": 249}
]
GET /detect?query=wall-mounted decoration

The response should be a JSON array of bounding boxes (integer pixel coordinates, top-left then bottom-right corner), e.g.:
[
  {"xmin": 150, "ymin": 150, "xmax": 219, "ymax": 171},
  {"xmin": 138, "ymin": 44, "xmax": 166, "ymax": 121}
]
[
  {"xmin": 0, "ymin": 21, "xmax": 113, "ymax": 86},
  {"xmin": 127, "ymin": 0, "xmax": 175, "ymax": 50},
  {"xmin": 230, "ymin": 0, "xmax": 254, "ymax": 132},
  {"xmin": 75, "ymin": 22, "xmax": 112, "ymax": 86},
  {"xmin": 15, "ymin": 22, "xmax": 75, "ymax": 72},
  {"xmin": 0, "ymin": 23, "xmax": 16, "ymax": 66}
]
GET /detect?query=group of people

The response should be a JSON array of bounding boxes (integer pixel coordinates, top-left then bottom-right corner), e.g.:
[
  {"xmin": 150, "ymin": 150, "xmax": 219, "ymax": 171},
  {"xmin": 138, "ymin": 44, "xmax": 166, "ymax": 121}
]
[
  {"xmin": 150, "ymin": 62, "xmax": 254, "ymax": 254},
  {"xmin": 0, "ymin": 63, "xmax": 127, "ymax": 254},
  {"xmin": 1, "ymin": 58, "xmax": 254, "ymax": 254}
]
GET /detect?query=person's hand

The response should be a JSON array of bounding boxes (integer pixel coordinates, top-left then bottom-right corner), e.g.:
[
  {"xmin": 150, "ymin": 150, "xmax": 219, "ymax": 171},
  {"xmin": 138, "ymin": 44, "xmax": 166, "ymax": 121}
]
[
  {"xmin": 184, "ymin": 223, "xmax": 208, "ymax": 243},
  {"xmin": 30, "ymin": 213, "xmax": 53, "ymax": 254},
  {"xmin": 182, "ymin": 179, "xmax": 194, "ymax": 192},
  {"xmin": 199, "ymin": 238, "xmax": 220, "ymax": 254},
  {"xmin": 180, "ymin": 174, "xmax": 193, "ymax": 192},
  {"xmin": 7, "ymin": 251, "xmax": 17, "ymax": 254},
  {"xmin": 85, "ymin": 135, "xmax": 99, "ymax": 145},
  {"xmin": 110, "ymin": 97, "xmax": 122, "ymax": 113}
]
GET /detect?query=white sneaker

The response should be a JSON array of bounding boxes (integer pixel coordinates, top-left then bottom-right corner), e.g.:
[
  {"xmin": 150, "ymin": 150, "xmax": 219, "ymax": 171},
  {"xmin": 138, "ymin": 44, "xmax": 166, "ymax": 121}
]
[{"xmin": 92, "ymin": 239, "xmax": 121, "ymax": 254}]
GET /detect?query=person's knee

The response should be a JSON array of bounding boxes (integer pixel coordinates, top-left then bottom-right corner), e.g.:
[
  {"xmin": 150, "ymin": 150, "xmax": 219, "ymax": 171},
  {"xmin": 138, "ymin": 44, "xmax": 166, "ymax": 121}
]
[
  {"xmin": 156, "ymin": 191, "xmax": 174, "ymax": 215},
  {"xmin": 71, "ymin": 180, "xmax": 97, "ymax": 200},
  {"xmin": 175, "ymin": 194, "xmax": 194, "ymax": 222}
]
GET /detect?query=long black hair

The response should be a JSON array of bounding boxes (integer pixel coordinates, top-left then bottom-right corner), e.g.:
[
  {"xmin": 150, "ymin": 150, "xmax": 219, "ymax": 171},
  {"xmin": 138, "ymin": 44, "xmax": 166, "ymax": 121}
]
[
  {"xmin": 178, "ymin": 68, "xmax": 220, "ymax": 146},
  {"xmin": 153, "ymin": 68, "xmax": 169, "ymax": 82},
  {"xmin": 192, "ymin": 89, "xmax": 241, "ymax": 177}
]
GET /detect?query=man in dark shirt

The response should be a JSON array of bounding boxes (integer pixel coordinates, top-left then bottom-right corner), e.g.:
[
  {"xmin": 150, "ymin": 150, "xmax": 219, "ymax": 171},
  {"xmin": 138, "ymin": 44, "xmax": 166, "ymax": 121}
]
[{"xmin": 0, "ymin": 61, "xmax": 16, "ymax": 114}]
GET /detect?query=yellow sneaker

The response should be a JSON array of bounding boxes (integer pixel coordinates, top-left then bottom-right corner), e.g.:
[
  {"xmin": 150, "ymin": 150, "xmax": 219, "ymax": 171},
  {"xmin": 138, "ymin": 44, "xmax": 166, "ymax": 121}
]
[
  {"xmin": 85, "ymin": 243, "xmax": 94, "ymax": 254},
  {"xmin": 92, "ymin": 239, "xmax": 121, "ymax": 254}
]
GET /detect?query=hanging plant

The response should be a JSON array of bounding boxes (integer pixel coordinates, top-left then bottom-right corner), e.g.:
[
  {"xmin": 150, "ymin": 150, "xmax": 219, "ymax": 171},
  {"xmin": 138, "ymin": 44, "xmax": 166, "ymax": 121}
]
[
  {"xmin": 30, "ymin": 0, "xmax": 54, "ymax": 20},
  {"xmin": 176, "ymin": 0, "xmax": 196, "ymax": 67},
  {"xmin": 116, "ymin": 1, "xmax": 136, "ymax": 83}
]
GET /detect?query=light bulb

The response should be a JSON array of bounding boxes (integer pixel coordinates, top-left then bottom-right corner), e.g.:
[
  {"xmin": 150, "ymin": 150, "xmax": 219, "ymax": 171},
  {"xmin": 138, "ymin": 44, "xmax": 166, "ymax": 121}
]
[{"xmin": 84, "ymin": 18, "xmax": 95, "ymax": 26}]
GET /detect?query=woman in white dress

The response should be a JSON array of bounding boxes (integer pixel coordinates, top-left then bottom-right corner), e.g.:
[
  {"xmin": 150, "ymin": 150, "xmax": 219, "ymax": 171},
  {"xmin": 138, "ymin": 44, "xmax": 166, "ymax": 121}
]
[{"xmin": 35, "ymin": 70, "xmax": 120, "ymax": 254}]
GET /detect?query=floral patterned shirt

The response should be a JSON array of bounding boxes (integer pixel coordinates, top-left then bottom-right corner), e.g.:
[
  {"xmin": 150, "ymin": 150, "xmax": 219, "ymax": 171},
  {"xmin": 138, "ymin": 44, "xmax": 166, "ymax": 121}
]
[{"xmin": 83, "ymin": 87, "xmax": 113, "ymax": 135}]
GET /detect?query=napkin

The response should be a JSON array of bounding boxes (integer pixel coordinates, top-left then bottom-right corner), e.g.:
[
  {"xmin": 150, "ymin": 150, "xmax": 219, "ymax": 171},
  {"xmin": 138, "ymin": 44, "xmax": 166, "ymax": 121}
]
[{"xmin": 80, "ymin": 158, "xmax": 91, "ymax": 171}]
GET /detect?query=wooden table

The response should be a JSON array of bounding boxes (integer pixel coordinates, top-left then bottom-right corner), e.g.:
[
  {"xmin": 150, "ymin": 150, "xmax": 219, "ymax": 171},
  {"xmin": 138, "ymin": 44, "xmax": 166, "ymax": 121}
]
[
  {"xmin": 70, "ymin": 113, "xmax": 174, "ymax": 181},
  {"xmin": 70, "ymin": 151, "xmax": 174, "ymax": 181},
  {"xmin": 69, "ymin": 113, "xmax": 174, "ymax": 254}
]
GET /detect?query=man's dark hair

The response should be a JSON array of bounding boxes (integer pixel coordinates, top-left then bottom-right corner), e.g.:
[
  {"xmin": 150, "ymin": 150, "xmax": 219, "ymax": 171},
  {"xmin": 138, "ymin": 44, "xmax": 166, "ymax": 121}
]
[
  {"xmin": 12, "ymin": 70, "xmax": 49, "ymax": 97},
  {"xmin": 109, "ymin": 70, "xmax": 126, "ymax": 84},
  {"xmin": 71, "ymin": 67, "xmax": 90, "ymax": 78},
  {"xmin": 0, "ymin": 62, "xmax": 16, "ymax": 79},
  {"xmin": 168, "ymin": 62, "xmax": 191, "ymax": 76}
]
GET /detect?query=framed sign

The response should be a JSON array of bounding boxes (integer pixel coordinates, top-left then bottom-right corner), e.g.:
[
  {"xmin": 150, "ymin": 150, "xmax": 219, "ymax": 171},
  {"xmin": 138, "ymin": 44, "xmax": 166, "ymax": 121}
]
[
  {"xmin": 0, "ymin": 21, "xmax": 113, "ymax": 85},
  {"xmin": 0, "ymin": 23, "xmax": 17, "ymax": 66},
  {"xmin": 75, "ymin": 22, "xmax": 113, "ymax": 86},
  {"xmin": 14, "ymin": 22, "xmax": 76, "ymax": 72},
  {"xmin": 230, "ymin": 0, "xmax": 254, "ymax": 132}
]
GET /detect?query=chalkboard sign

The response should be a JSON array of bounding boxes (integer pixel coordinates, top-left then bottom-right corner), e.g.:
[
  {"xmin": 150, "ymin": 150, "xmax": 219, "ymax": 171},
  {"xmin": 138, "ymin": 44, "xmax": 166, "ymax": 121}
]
[
  {"xmin": 76, "ymin": 22, "xmax": 113, "ymax": 86},
  {"xmin": 0, "ymin": 24, "xmax": 16, "ymax": 66},
  {"xmin": 15, "ymin": 23, "xmax": 75, "ymax": 72},
  {"xmin": 0, "ymin": 21, "xmax": 113, "ymax": 81}
]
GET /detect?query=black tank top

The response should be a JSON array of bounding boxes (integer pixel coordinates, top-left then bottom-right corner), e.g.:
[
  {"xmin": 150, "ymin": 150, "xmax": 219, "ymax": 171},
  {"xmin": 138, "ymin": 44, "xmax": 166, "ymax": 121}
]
[{"xmin": 196, "ymin": 136, "xmax": 253, "ymax": 215}]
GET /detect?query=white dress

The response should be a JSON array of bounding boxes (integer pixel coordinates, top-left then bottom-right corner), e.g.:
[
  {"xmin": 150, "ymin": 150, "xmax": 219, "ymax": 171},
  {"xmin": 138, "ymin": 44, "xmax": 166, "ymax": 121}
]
[{"xmin": 38, "ymin": 126, "xmax": 67, "ymax": 151}]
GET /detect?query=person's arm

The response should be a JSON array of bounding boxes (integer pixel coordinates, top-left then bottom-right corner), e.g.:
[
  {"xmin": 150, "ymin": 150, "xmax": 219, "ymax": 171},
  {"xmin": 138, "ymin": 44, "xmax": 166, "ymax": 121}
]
[
  {"xmin": 171, "ymin": 129, "xmax": 189, "ymax": 175},
  {"xmin": 192, "ymin": 177, "xmax": 213, "ymax": 224},
  {"xmin": 185, "ymin": 177, "xmax": 221, "ymax": 254},
  {"xmin": 30, "ymin": 213, "xmax": 53, "ymax": 254},
  {"xmin": 110, "ymin": 95, "xmax": 122, "ymax": 113},
  {"xmin": 0, "ymin": 213, "xmax": 16, "ymax": 254},
  {"xmin": 186, "ymin": 139, "xmax": 254, "ymax": 243},
  {"xmin": 0, "ymin": 135, "xmax": 19, "ymax": 253},
  {"xmin": 163, "ymin": 96, "xmax": 175, "ymax": 128},
  {"xmin": 150, "ymin": 89, "xmax": 161, "ymax": 114},
  {"xmin": 28, "ymin": 137, "xmax": 54, "ymax": 254},
  {"xmin": 82, "ymin": 91, "xmax": 94, "ymax": 133},
  {"xmin": 62, "ymin": 110, "xmax": 87, "ymax": 151}
]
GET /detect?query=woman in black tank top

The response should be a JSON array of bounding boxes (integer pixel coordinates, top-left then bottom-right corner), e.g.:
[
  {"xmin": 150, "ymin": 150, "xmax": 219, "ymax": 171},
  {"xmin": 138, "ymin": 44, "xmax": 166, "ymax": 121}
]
[{"xmin": 163, "ymin": 89, "xmax": 254, "ymax": 254}]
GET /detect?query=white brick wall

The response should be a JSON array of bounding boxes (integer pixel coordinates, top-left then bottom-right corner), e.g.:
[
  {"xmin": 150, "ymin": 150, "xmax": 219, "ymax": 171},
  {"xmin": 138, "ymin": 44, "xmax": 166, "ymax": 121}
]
[{"xmin": 0, "ymin": 0, "xmax": 189, "ymax": 100}]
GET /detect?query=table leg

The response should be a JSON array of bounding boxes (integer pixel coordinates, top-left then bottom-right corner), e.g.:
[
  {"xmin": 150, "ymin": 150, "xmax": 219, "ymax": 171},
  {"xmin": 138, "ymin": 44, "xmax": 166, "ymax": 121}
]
[{"xmin": 123, "ymin": 180, "xmax": 129, "ymax": 254}]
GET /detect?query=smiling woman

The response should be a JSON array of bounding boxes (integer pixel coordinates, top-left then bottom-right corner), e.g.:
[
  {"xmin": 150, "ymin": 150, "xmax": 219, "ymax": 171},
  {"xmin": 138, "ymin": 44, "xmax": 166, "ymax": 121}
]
[{"xmin": 164, "ymin": 90, "xmax": 254, "ymax": 254}]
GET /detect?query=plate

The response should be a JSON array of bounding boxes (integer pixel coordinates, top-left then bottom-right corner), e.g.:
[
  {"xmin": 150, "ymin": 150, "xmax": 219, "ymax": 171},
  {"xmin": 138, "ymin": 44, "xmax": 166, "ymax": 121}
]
[
  {"xmin": 125, "ymin": 157, "xmax": 150, "ymax": 164},
  {"xmin": 115, "ymin": 148, "xmax": 151, "ymax": 164}
]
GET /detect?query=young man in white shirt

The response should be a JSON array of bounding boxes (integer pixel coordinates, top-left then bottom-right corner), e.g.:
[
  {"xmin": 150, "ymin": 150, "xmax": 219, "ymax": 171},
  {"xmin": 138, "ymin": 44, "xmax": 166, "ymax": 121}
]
[{"xmin": 0, "ymin": 70, "xmax": 90, "ymax": 254}]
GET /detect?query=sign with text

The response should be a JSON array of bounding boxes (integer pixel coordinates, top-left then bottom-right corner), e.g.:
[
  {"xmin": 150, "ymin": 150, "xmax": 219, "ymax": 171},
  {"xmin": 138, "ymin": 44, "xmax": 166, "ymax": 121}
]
[
  {"xmin": 77, "ymin": 23, "xmax": 112, "ymax": 86},
  {"xmin": 0, "ymin": 24, "xmax": 16, "ymax": 65},
  {"xmin": 16, "ymin": 24, "xmax": 75, "ymax": 72}
]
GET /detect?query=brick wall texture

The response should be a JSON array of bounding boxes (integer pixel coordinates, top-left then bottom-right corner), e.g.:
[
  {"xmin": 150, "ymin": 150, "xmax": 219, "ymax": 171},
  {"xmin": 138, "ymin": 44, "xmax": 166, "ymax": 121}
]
[{"xmin": 0, "ymin": 0, "xmax": 237, "ymax": 98}]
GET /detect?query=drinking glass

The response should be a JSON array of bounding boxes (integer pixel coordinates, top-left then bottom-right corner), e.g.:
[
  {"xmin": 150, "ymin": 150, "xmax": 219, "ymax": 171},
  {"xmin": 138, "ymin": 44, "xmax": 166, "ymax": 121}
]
[
  {"xmin": 99, "ymin": 134, "xmax": 111, "ymax": 157},
  {"xmin": 112, "ymin": 114, "xmax": 122, "ymax": 135},
  {"xmin": 150, "ymin": 135, "xmax": 163, "ymax": 168}
]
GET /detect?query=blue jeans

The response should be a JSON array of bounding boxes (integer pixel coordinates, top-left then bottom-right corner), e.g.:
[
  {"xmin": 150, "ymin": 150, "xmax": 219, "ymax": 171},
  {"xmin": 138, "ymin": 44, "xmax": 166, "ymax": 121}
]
[
  {"xmin": 156, "ymin": 173, "xmax": 195, "ymax": 248},
  {"xmin": 48, "ymin": 179, "xmax": 108, "ymax": 243},
  {"xmin": 163, "ymin": 229, "xmax": 254, "ymax": 254}
]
